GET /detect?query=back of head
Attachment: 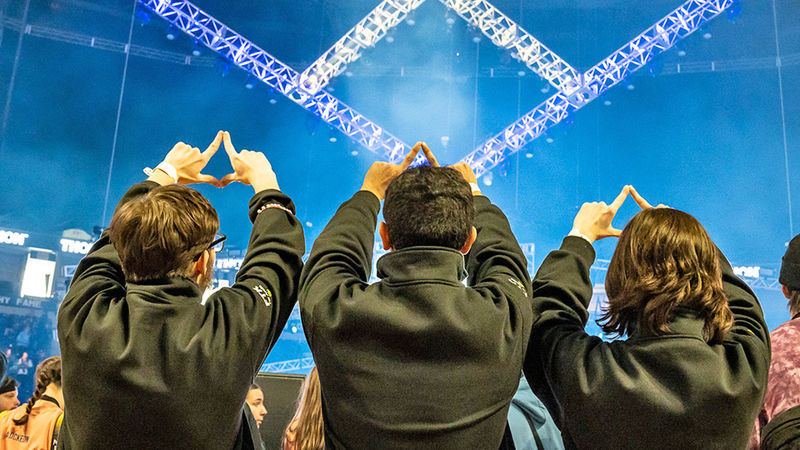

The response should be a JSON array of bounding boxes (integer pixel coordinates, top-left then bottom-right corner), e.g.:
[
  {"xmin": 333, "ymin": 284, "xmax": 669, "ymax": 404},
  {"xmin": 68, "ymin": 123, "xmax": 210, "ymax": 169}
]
[
  {"xmin": 13, "ymin": 356, "xmax": 61, "ymax": 426},
  {"xmin": 602, "ymin": 208, "xmax": 733, "ymax": 343},
  {"xmin": 383, "ymin": 166, "xmax": 473, "ymax": 250},
  {"xmin": 108, "ymin": 185, "xmax": 219, "ymax": 282},
  {"xmin": 284, "ymin": 366, "xmax": 323, "ymax": 450},
  {"xmin": 0, "ymin": 376, "xmax": 18, "ymax": 395},
  {"xmin": 780, "ymin": 233, "xmax": 800, "ymax": 315}
]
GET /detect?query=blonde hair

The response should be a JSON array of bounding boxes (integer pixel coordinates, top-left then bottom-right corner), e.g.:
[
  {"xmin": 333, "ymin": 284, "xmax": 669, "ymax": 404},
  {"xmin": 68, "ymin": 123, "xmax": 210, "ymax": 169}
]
[{"xmin": 282, "ymin": 367, "xmax": 324, "ymax": 450}]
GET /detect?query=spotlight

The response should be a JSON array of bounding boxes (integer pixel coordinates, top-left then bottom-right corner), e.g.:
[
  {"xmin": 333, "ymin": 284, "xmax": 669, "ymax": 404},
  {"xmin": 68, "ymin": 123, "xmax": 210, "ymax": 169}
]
[
  {"xmin": 624, "ymin": 79, "xmax": 635, "ymax": 91},
  {"xmin": 544, "ymin": 134, "xmax": 554, "ymax": 144},
  {"xmin": 540, "ymin": 85, "xmax": 550, "ymax": 94},
  {"xmin": 727, "ymin": 1, "xmax": 742, "ymax": 23},
  {"xmin": 165, "ymin": 25, "xmax": 178, "ymax": 41},
  {"xmin": 675, "ymin": 41, "xmax": 687, "ymax": 57},
  {"xmin": 135, "ymin": 6, "xmax": 151, "ymax": 25},
  {"xmin": 603, "ymin": 99, "xmax": 612, "ymax": 106},
  {"xmin": 445, "ymin": 15, "xmax": 456, "ymax": 26},
  {"xmin": 517, "ymin": 71, "xmax": 526, "ymax": 77},
  {"xmin": 244, "ymin": 76, "xmax": 255, "ymax": 89},
  {"xmin": 472, "ymin": 36, "xmax": 482, "ymax": 44},
  {"xmin": 440, "ymin": 135, "xmax": 450, "ymax": 148},
  {"xmin": 328, "ymin": 129, "xmax": 338, "ymax": 143},
  {"xmin": 482, "ymin": 172, "xmax": 493, "ymax": 186},
  {"xmin": 350, "ymin": 150, "xmax": 359, "ymax": 156},
  {"xmin": 267, "ymin": 88, "xmax": 279, "ymax": 105},
  {"xmin": 344, "ymin": 71, "xmax": 354, "ymax": 77},
  {"xmin": 305, "ymin": 221, "xmax": 313, "ymax": 227},
  {"xmin": 700, "ymin": 23, "xmax": 712, "ymax": 39},
  {"xmin": 191, "ymin": 41, "xmax": 203, "ymax": 56},
  {"xmin": 386, "ymin": 35, "xmax": 395, "ymax": 43},
  {"xmin": 406, "ymin": 18, "xmax": 416, "ymax": 26},
  {"xmin": 524, "ymin": 152, "xmax": 533, "ymax": 158}
]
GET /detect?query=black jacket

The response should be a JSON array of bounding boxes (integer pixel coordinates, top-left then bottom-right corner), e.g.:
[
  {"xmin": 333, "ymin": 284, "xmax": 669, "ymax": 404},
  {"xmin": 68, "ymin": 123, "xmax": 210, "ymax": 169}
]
[
  {"xmin": 524, "ymin": 236, "xmax": 770, "ymax": 449},
  {"xmin": 57, "ymin": 181, "xmax": 304, "ymax": 449},
  {"xmin": 299, "ymin": 191, "xmax": 533, "ymax": 449}
]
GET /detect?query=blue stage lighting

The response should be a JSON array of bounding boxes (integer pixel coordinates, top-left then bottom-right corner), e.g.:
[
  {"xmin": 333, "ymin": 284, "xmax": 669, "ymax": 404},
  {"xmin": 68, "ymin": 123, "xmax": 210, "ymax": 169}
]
[
  {"xmin": 727, "ymin": 1, "xmax": 742, "ymax": 23},
  {"xmin": 135, "ymin": 5, "xmax": 151, "ymax": 25},
  {"xmin": 165, "ymin": 25, "xmax": 178, "ymax": 41},
  {"xmin": 244, "ymin": 75, "xmax": 255, "ymax": 89},
  {"xmin": 191, "ymin": 40, "xmax": 202, "ymax": 56}
]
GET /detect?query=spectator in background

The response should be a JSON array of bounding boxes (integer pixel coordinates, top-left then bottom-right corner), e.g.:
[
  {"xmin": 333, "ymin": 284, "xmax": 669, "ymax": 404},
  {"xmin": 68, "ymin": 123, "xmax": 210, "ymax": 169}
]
[
  {"xmin": 245, "ymin": 384, "xmax": 267, "ymax": 428},
  {"xmin": 14, "ymin": 326, "xmax": 30, "ymax": 354},
  {"xmin": 524, "ymin": 186, "xmax": 769, "ymax": 449},
  {"xmin": 11, "ymin": 353, "xmax": 31, "ymax": 378},
  {"xmin": 0, "ymin": 356, "xmax": 63, "ymax": 449},
  {"xmin": 750, "ymin": 233, "xmax": 800, "ymax": 449},
  {"xmin": 282, "ymin": 367, "xmax": 323, "ymax": 450},
  {"xmin": 0, "ymin": 378, "xmax": 20, "ymax": 413},
  {"xmin": 57, "ymin": 133, "xmax": 304, "ymax": 449}
]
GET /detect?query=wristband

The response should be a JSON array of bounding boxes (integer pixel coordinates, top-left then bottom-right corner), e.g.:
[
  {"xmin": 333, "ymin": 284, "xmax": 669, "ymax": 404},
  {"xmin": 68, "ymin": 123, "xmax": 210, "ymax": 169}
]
[
  {"xmin": 567, "ymin": 228, "xmax": 593, "ymax": 243},
  {"xmin": 143, "ymin": 162, "xmax": 178, "ymax": 183},
  {"xmin": 257, "ymin": 202, "xmax": 293, "ymax": 215}
]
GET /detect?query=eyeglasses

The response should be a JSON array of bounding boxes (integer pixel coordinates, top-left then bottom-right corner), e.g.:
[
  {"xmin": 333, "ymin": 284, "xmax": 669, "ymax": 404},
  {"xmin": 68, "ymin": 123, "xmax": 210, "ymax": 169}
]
[{"xmin": 194, "ymin": 233, "xmax": 226, "ymax": 261}]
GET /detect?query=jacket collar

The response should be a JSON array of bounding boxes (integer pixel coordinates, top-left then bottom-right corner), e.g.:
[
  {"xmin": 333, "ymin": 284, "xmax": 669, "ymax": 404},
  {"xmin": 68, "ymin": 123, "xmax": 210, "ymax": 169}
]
[
  {"xmin": 125, "ymin": 276, "xmax": 203, "ymax": 303},
  {"xmin": 629, "ymin": 307, "xmax": 707, "ymax": 340},
  {"xmin": 376, "ymin": 246, "xmax": 467, "ymax": 284}
]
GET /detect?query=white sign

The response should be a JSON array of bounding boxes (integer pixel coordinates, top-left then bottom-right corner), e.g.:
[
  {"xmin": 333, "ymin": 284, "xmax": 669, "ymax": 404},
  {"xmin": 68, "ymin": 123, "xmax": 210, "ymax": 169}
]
[
  {"xmin": 733, "ymin": 266, "xmax": 761, "ymax": 279},
  {"xmin": 0, "ymin": 230, "xmax": 28, "ymax": 246},
  {"xmin": 215, "ymin": 258, "xmax": 243, "ymax": 270},
  {"xmin": 60, "ymin": 238, "xmax": 95, "ymax": 255}
]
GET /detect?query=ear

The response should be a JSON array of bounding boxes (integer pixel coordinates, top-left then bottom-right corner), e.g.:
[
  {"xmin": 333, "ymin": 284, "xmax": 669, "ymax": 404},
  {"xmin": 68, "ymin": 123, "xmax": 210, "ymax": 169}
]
[
  {"xmin": 460, "ymin": 226, "xmax": 478, "ymax": 255},
  {"xmin": 193, "ymin": 250, "xmax": 210, "ymax": 283},
  {"xmin": 378, "ymin": 222, "xmax": 393, "ymax": 251},
  {"xmin": 782, "ymin": 284, "xmax": 791, "ymax": 299}
]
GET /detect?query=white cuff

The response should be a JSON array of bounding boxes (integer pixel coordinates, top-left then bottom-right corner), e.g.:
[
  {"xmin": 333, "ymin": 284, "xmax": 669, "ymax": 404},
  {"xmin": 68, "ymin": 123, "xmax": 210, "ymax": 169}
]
[
  {"xmin": 567, "ymin": 229, "xmax": 593, "ymax": 243},
  {"xmin": 469, "ymin": 182, "xmax": 481, "ymax": 193},
  {"xmin": 143, "ymin": 162, "xmax": 178, "ymax": 183}
]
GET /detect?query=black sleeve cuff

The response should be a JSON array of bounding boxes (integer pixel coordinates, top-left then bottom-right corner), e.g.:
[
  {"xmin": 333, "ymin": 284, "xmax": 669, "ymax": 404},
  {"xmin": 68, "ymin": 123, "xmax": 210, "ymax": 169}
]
[
  {"xmin": 561, "ymin": 236, "xmax": 596, "ymax": 268},
  {"xmin": 248, "ymin": 189, "xmax": 296, "ymax": 223}
]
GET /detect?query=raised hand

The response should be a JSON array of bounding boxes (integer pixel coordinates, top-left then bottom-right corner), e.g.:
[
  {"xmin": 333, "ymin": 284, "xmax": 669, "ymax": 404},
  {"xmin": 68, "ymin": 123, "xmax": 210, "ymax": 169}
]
[
  {"xmin": 419, "ymin": 142, "xmax": 439, "ymax": 167},
  {"xmin": 161, "ymin": 131, "xmax": 223, "ymax": 186},
  {"xmin": 629, "ymin": 186, "xmax": 669, "ymax": 209},
  {"xmin": 218, "ymin": 132, "xmax": 280, "ymax": 193},
  {"xmin": 449, "ymin": 162, "xmax": 479, "ymax": 194},
  {"xmin": 360, "ymin": 142, "xmax": 422, "ymax": 200},
  {"xmin": 572, "ymin": 186, "xmax": 630, "ymax": 242}
]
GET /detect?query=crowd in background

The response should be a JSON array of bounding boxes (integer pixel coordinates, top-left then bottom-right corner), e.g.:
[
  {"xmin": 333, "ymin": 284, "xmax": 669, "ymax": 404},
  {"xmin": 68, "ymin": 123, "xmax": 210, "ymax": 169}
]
[{"xmin": 0, "ymin": 313, "xmax": 57, "ymax": 401}]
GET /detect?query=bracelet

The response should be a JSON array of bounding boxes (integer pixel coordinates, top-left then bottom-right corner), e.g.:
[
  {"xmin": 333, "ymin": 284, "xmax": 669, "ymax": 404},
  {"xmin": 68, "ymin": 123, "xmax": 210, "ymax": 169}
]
[
  {"xmin": 257, "ymin": 202, "xmax": 293, "ymax": 215},
  {"xmin": 143, "ymin": 162, "xmax": 178, "ymax": 183}
]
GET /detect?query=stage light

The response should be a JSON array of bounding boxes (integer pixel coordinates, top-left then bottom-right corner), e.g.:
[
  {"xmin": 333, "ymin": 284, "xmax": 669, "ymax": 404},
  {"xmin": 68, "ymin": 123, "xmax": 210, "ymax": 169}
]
[
  {"xmin": 328, "ymin": 128, "xmax": 339, "ymax": 143},
  {"xmin": 482, "ymin": 171, "xmax": 493, "ymax": 186},
  {"xmin": 675, "ymin": 41, "xmax": 687, "ymax": 57},
  {"xmin": 305, "ymin": 221, "xmax": 313, "ymax": 227},
  {"xmin": 701, "ymin": 23, "xmax": 712, "ymax": 39},
  {"xmin": 20, "ymin": 249, "xmax": 56, "ymax": 299},
  {"xmin": 267, "ymin": 88, "xmax": 279, "ymax": 105},
  {"xmin": 603, "ymin": 99, "xmax": 612, "ymax": 106},
  {"xmin": 191, "ymin": 40, "xmax": 202, "ymax": 56},
  {"xmin": 472, "ymin": 35, "xmax": 481, "ymax": 43},
  {"xmin": 350, "ymin": 150, "xmax": 359, "ymax": 156},
  {"xmin": 625, "ymin": 80, "xmax": 635, "ymax": 90},
  {"xmin": 727, "ymin": 1, "xmax": 742, "ymax": 23},
  {"xmin": 524, "ymin": 152, "xmax": 533, "ymax": 158},
  {"xmin": 517, "ymin": 71, "xmax": 526, "ymax": 77},
  {"xmin": 245, "ymin": 76, "xmax": 255, "ymax": 89},
  {"xmin": 165, "ymin": 25, "xmax": 178, "ymax": 41},
  {"xmin": 441, "ymin": 135, "xmax": 450, "ymax": 148},
  {"xmin": 540, "ymin": 85, "xmax": 550, "ymax": 94},
  {"xmin": 545, "ymin": 136, "xmax": 554, "ymax": 144},
  {"xmin": 135, "ymin": 5, "xmax": 151, "ymax": 25}
]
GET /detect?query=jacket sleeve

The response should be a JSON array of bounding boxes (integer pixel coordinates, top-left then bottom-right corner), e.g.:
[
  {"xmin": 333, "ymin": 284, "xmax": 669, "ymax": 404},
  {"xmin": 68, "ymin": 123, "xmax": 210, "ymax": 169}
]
[
  {"xmin": 298, "ymin": 191, "xmax": 380, "ymax": 343},
  {"xmin": 58, "ymin": 181, "xmax": 160, "ymax": 326},
  {"xmin": 523, "ymin": 236, "xmax": 598, "ymax": 428},
  {"xmin": 465, "ymin": 195, "xmax": 532, "ymax": 295},
  {"xmin": 208, "ymin": 190, "xmax": 305, "ymax": 374},
  {"xmin": 718, "ymin": 250, "xmax": 770, "ymax": 350}
]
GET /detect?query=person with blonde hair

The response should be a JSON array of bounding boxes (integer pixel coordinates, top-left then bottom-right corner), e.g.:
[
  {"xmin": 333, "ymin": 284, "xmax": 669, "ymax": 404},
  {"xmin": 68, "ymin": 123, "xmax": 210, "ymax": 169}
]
[
  {"xmin": 0, "ymin": 356, "xmax": 63, "ymax": 449},
  {"xmin": 282, "ymin": 367, "xmax": 323, "ymax": 450}
]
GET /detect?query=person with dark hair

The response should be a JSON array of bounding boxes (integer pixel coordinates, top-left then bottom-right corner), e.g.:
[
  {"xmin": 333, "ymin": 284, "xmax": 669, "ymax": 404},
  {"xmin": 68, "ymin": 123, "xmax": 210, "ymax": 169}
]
[
  {"xmin": 750, "ymin": 233, "xmax": 800, "ymax": 449},
  {"xmin": 299, "ymin": 143, "xmax": 532, "ymax": 448},
  {"xmin": 245, "ymin": 384, "xmax": 267, "ymax": 428},
  {"xmin": 57, "ymin": 132, "xmax": 305, "ymax": 449},
  {"xmin": 282, "ymin": 367, "xmax": 323, "ymax": 450},
  {"xmin": 0, "ymin": 377, "xmax": 20, "ymax": 413},
  {"xmin": 524, "ymin": 186, "xmax": 770, "ymax": 449},
  {"xmin": 0, "ymin": 356, "xmax": 63, "ymax": 449}
]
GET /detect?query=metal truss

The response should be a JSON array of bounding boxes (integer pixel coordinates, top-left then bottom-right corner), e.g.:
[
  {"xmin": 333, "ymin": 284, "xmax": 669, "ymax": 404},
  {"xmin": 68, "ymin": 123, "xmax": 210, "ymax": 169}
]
[
  {"xmin": 260, "ymin": 356, "xmax": 315, "ymax": 373},
  {"xmin": 461, "ymin": 0, "xmax": 736, "ymax": 175},
  {"xmin": 441, "ymin": 0, "xmax": 579, "ymax": 93},
  {"xmin": 139, "ymin": 0, "xmax": 412, "ymax": 163},
  {"xmin": 299, "ymin": 0, "xmax": 426, "ymax": 94}
]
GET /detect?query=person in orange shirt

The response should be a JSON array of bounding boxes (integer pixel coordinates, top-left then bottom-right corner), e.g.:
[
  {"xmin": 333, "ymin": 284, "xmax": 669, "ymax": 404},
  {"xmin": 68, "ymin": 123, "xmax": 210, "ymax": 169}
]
[{"xmin": 0, "ymin": 357, "xmax": 63, "ymax": 450}]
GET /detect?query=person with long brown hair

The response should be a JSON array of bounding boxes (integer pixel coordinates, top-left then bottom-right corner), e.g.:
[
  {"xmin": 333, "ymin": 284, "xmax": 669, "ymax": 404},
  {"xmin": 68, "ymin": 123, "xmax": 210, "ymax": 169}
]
[
  {"xmin": 523, "ymin": 186, "xmax": 770, "ymax": 449},
  {"xmin": 0, "ymin": 356, "xmax": 63, "ymax": 449},
  {"xmin": 282, "ymin": 367, "xmax": 323, "ymax": 450}
]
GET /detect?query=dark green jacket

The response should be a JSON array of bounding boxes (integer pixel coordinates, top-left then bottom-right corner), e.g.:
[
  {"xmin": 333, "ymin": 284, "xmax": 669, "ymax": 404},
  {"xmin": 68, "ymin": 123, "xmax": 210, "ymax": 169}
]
[
  {"xmin": 524, "ymin": 236, "xmax": 770, "ymax": 449},
  {"xmin": 299, "ymin": 191, "xmax": 533, "ymax": 449},
  {"xmin": 57, "ymin": 181, "xmax": 304, "ymax": 449}
]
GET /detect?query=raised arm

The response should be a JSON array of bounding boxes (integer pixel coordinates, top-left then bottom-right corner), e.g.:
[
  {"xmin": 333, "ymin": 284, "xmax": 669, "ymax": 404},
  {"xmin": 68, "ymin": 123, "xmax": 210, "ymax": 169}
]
[
  {"xmin": 298, "ymin": 144, "xmax": 423, "ymax": 341},
  {"xmin": 210, "ymin": 133, "xmax": 305, "ymax": 373},
  {"xmin": 449, "ymin": 163, "xmax": 531, "ymax": 291},
  {"xmin": 59, "ymin": 136, "xmax": 225, "ymax": 324}
]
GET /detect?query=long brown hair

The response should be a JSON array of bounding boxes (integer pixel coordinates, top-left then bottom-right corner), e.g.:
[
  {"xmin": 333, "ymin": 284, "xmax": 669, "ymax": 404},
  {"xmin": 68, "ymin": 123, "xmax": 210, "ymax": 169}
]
[
  {"xmin": 283, "ymin": 366, "xmax": 324, "ymax": 450},
  {"xmin": 13, "ymin": 356, "xmax": 61, "ymax": 426},
  {"xmin": 601, "ymin": 208, "xmax": 733, "ymax": 343}
]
